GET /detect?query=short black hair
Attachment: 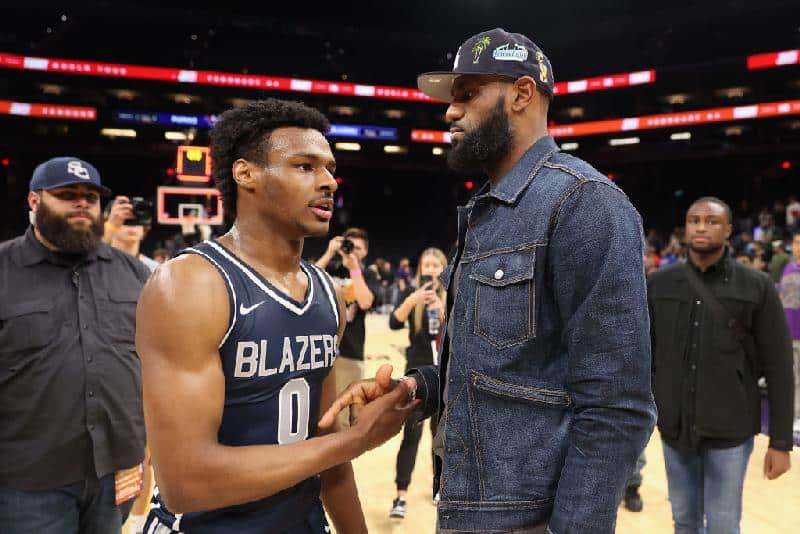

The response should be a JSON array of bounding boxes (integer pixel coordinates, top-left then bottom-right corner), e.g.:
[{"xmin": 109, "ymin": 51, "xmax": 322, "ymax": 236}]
[
  {"xmin": 689, "ymin": 196, "xmax": 733, "ymax": 224},
  {"xmin": 210, "ymin": 99, "xmax": 330, "ymax": 221}
]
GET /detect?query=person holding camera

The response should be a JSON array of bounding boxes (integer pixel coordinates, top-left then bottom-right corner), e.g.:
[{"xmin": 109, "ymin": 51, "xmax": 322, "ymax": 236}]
[
  {"xmin": 104, "ymin": 196, "xmax": 158, "ymax": 272},
  {"xmin": 0, "ymin": 157, "xmax": 150, "ymax": 533},
  {"xmin": 316, "ymin": 228, "xmax": 380, "ymax": 428},
  {"xmin": 387, "ymin": 248, "xmax": 448, "ymax": 520}
]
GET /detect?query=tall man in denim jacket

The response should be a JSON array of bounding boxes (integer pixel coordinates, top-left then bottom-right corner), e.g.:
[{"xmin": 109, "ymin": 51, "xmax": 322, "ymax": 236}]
[{"xmin": 322, "ymin": 28, "xmax": 656, "ymax": 533}]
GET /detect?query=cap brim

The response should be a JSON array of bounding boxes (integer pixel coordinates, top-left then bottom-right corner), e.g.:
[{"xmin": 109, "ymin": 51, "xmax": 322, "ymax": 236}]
[
  {"xmin": 40, "ymin": 179, "xmax": 113, "ymax": 197},
  {"xmin": 417, "ymin": 72, "xmax": 460, "ymax": 102},
  {"xmin": 418, "ymin": 70, "xmax": 525, "ymax": 102}
]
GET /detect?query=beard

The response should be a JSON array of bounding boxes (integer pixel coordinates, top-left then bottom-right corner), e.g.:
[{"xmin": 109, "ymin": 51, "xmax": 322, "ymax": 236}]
[
  {"xmin": 35, "ymin": 200, "xmax": 103, "ymax": 255},
  {"xmin": 447, "ymin": 96, "xmax": 513, "ymax": 176}
]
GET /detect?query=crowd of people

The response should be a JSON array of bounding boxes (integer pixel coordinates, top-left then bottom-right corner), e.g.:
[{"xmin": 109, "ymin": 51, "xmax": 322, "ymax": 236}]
[{"xmin": 0, "ymin": 26, "xmax": 796, "ymax": 534}]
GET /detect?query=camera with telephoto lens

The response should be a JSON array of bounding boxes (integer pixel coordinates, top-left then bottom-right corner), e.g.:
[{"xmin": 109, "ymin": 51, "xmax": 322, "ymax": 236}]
[
  {"xmin": 124, "ymin": 197, "xmax": 153, "ymax": 226},
  {"xmin": 341, "ymin": 238, "xmax": 354, "ymax": 254}
]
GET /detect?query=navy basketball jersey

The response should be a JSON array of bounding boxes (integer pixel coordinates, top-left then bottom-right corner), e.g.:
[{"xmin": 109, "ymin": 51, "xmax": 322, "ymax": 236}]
[{"xmin": 147, "ymin": 240, "xmax": 340, "ymax": 534}]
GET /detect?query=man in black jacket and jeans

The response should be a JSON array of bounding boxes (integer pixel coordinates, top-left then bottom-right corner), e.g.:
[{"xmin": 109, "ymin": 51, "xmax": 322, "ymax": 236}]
[{"xmin": 649, "ymin": 196, "xmax": 794, "ymax": 533}]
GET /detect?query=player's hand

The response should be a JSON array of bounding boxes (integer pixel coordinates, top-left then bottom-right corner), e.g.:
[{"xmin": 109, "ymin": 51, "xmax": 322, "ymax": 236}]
[
  {"xmin": 325, "ymin": 236, "xmax": 344, "ymax": 256},
  {"xmin": 107, "ymin": 195, "xmax": 133, "ymax": 227},
  {"xmin": 348, "ymin": 377, "xmax": 419, "ymax": 451},
  {"xmin": 319, "ymin": 364, "xmax": 396, "ymax": 429},
  {"xmin": 763, "ymin": 448, "xmax": 791, "ymax": 480}
]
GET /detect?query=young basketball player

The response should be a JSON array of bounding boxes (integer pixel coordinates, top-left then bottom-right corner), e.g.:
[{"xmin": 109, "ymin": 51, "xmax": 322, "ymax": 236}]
[{"xmin": 137, "ymin": 99, "xmax": 416, "ymax": 533}]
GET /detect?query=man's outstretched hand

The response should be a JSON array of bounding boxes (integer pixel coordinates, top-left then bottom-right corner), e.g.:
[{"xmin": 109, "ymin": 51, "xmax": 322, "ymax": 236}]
[{"xmin": 318, "ymin": 364, "xmax": 416, "ymax": 429}]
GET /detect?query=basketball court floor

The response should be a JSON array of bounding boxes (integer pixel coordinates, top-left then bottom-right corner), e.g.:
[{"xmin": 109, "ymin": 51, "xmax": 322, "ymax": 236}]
[{"xmin": 352, "ymin": 314, "xmax": 799, "ymax": 533}]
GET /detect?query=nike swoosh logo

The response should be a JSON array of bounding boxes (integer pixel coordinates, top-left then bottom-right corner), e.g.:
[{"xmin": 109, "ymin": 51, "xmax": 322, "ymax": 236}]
[{"xmin": 239, "ymin": 300, "xmax": 266, "ymax": 315}]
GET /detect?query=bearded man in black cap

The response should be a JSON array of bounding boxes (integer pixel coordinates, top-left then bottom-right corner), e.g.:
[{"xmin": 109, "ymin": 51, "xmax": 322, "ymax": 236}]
[
  {"xmin": 323, "ymin": 28, "xmax": 656, "ymax": 533},
  {"xmin": 0, "ymin": 157, "xmax": 151, "ymax": 533}
]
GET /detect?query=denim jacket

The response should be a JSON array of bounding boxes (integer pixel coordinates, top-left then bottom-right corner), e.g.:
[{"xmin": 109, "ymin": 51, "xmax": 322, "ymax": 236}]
[{"xmin": 412, "ymin": 136, "xmax": 656, "ymax": 533}]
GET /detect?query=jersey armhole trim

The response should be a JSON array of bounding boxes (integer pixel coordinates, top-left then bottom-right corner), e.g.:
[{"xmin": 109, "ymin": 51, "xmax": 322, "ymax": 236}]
[
  {"xmin": 183, "ymin": 247, "xmax": 237, "ymax": 349},
  {"xmin": 310, "ymin": 263, "xmax": 340, "ymax": 330}
]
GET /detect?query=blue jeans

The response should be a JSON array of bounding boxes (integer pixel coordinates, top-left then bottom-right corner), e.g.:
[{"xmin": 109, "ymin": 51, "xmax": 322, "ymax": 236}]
[
  {"xmin": 0, "ymin": 474, "xmax": 133, "ymax": 534},
  {"xmin": 662, "ymin": 438, "xmax": 754, "ymax": 534}
]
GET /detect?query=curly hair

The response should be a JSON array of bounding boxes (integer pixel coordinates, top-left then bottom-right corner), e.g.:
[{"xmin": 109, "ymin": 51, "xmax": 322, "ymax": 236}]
[{"xmin": 210, "ymin": 99, "xmax": 330, "ymax": 221}]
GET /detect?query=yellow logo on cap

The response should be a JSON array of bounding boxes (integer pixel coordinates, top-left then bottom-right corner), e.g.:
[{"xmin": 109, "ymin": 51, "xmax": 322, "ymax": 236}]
[
  {"xmin": 472, "ymin": 36, "xmax": 492, "ymax": 64},
  {"xmin": 536, "ymin": 51, "xmax": 549, "ymax": 84}
]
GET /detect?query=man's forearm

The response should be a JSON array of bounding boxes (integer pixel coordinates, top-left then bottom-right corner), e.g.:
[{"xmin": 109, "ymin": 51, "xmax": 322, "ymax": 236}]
[
  {"xmin": 155, "ymin": 428, "xmax": 366, "ymax": 514},
  {"xmin": 320, "ymin": 462, "xmax": 367, "ymax": 534},
  {"xmin": 550, "ymin": 400, "xmax": 654, "ymax": 532},
  {"xmin": 315, "ymin": 251, "xmax": 335, "ymax": 270},
  {"xmin": 351, "ymin": 274, "xmax": 374, "ymax": 310},
  {"xmin": 763, "ymin": 344, "xmax": 795, "ymax": 450}
]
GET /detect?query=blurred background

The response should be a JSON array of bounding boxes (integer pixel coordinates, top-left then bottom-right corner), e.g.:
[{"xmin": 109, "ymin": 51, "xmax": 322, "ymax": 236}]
[{"xmin": 0, "ymin": 0, "xmax": 798, "ymax": 260}]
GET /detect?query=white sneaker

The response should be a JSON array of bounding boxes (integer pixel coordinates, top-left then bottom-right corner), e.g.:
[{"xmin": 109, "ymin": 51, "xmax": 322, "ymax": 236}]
[
  {"xmin": 793, "ymin": 418, "xmax": 800, "ymax": 433},
  {"xmin": 389, "ymin": 497, "xmax": 406, "ymax": 518}
]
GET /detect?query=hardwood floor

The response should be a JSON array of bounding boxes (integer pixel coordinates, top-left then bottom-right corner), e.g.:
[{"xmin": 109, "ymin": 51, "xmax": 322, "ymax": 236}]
[{"xmin": 350, "ymin": 314, "xmax": 800, "ymax": 533}]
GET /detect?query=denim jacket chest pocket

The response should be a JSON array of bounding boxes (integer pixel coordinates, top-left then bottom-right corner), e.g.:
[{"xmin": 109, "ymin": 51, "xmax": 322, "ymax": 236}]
[{"xmin": 468, "ymin": 246, "xmax": 537, "ymax": 349}]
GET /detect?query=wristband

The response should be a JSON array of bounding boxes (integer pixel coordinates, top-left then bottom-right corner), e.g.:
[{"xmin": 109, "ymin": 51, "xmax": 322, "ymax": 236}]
[
  {"xmin": 104, "ymin": 220, "xmax": 120, "ymax": 233},
  {"xmin": 349, "ymin": 269, "xmax": 363, "ymax": 279}
]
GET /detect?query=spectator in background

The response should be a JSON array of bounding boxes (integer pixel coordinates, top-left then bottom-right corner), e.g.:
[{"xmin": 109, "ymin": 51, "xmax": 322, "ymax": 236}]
[
  {"xmin": 786, "ymin": 195, "xmax": 800, "ymax": 231},
  {"xmin": 316, "ymin": 227, "xmax": 380, "ymax": 428},
  {"xmin": 778, "ymin": 229, "xmax": 800, "ymax": 432},
  {"xmin": 752, "ymin": 240, "xmax": 767, "ymax": 261},
  {"xmin": 769, "ymin": 240, "xmax": 791, "ymax": 283},
  {"xmin": 644, "ymin": 246, "xmax": 660, "ymax": 276},
  {"xmin": 659, "ymin": 241, "xmax": 684, "ymax": 267},
  {"xmin": 735, "ymin": 250, "xmax": 754, "ymax": 268},
  {"xmin": 648, "ymin": 197, "xmax": 793, "ymax": 533},
  {"xmin": 736, "ymin": 199, "xmax": 754, "ymax": 235},
  {"xmin": 388, "ymin": 248, "xmax": 448, "ymax": 519},
  {"xmin": 379, "ymin": 259, "xmax": 396, "ymax": 312},
  {"xmin": 774, "ymin": 200, "xmax": 787, "ymax": 232},
  {"xmin": 102, "ymin": 194, "xmax": 134, "ymax": 244},
  {"xmin": 732, "ymin": 231, "xmax": 754, "ymax": 255},
  {"xmin": 103, "ymin": 196, "xmax": 157, "ymax": 534},
  {"xmin": 163, "ymin": 215, "xmax": 212, "ymax": 255},
  {"xmin": 104, "ymin": 196, "xmax": 158, "ymax": 273},
  {"xmin": 152, "ymin": 248, "xmax": 171, "ymax": 264},
  {"xmin": 755, "ymin": 211, "xmax": 780, "ymax": 245},
  {"xmin": 395, "ymin": 257, "xmax": 412, "ymax": 292},
  {"xmin": 753, "ymin": 251, "xmax": 769, "ymax": 273},
  {"xmin": 646, "ymin": 228, "xmax": 664, "ymax": 252},
  {"xmin": 0, "ymin": 157, "xmax": 149, "ymax": 533}
]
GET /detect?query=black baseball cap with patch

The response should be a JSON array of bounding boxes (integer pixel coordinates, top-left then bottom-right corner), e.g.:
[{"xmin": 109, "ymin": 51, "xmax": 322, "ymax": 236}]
[{"xmin": 418, "ymin": 28, "xmax": 554, "ymax": 102}]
